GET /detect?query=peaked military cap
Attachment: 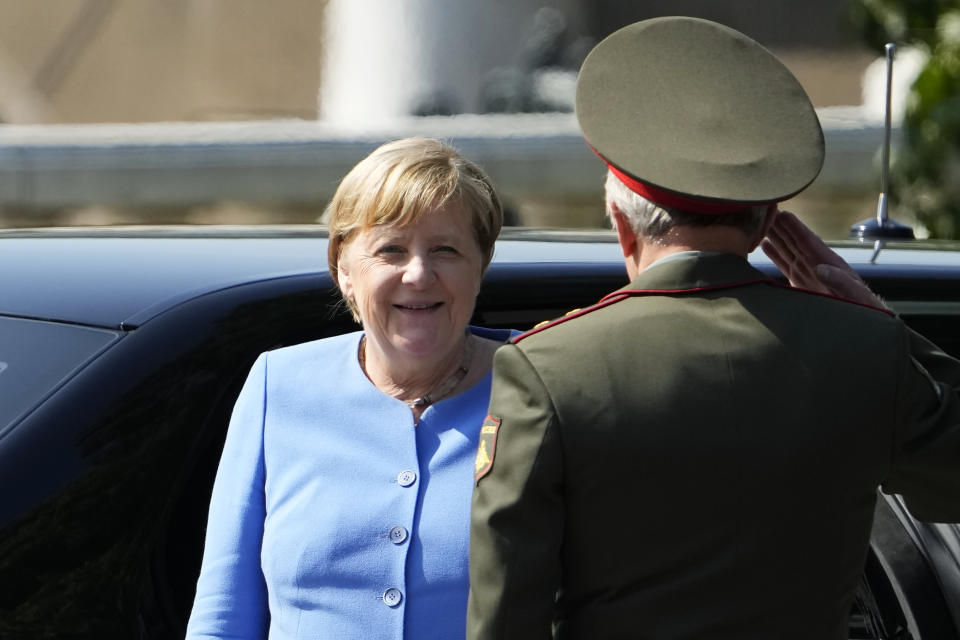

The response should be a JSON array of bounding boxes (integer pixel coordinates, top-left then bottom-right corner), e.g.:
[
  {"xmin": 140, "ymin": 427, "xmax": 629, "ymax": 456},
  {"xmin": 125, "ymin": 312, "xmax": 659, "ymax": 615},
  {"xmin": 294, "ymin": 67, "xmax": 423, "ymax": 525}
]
[{"xmin": 576, "ymin": 16, "xmax": 825, "ymax": 213}]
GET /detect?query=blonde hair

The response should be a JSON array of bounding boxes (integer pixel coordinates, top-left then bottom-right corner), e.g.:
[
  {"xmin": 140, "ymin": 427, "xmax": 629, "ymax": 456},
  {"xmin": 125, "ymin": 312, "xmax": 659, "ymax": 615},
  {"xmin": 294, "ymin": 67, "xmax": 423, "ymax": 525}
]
[{"xmin": 326, "ymin": 138, "xmax": 503, "ymax": 294}]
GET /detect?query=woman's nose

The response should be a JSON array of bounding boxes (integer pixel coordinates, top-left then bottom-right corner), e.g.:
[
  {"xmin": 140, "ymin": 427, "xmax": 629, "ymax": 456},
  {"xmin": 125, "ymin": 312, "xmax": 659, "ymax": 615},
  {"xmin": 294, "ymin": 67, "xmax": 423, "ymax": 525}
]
[{"xmin": 401, "ymin": 254, "xmax": 435, "ymax": 286}]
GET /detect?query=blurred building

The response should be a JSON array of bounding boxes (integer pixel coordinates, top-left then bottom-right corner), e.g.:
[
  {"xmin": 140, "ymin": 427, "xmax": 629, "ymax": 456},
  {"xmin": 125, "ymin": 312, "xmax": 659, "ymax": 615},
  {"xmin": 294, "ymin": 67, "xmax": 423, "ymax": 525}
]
[
  {"xmin": 0, "ymin": 0, "xmax": 323, "ymax": 124},
  {"xmin": 0, "ymin": 1, "xmax": 889, "ymax": 235},
  {"xmin": 0, "ymin": 0, "xmax": 873, "ymax": 124}
]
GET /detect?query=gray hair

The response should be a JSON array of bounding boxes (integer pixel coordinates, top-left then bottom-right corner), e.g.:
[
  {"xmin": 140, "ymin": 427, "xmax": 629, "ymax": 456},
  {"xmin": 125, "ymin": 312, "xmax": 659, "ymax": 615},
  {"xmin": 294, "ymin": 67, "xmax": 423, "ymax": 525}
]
[{"xmin": 604, "ymin": 170, "xmax": 769, "ymax": 240}]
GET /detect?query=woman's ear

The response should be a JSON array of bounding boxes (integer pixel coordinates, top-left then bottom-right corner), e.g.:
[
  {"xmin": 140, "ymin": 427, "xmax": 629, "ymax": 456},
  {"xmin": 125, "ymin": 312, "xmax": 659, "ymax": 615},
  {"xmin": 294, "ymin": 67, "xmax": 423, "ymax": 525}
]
[{"xmin": 337, "ymin": 256, "xmax": 353, "ymax": 300}]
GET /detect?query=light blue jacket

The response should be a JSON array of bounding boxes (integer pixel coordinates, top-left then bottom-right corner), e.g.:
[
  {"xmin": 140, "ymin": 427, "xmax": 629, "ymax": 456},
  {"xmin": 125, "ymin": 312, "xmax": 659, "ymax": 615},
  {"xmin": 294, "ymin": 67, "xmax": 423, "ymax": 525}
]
[{"xmin": 186, "ymin": 327, "xmax": 514, "ymax": 639}]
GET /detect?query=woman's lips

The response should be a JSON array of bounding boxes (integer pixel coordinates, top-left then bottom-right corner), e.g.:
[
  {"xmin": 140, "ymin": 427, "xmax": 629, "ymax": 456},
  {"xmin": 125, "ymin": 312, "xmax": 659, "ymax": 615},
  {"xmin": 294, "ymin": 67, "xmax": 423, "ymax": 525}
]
[{"xmin": 394, "ymin": 301, "xmax": 443, "ymax": 311}]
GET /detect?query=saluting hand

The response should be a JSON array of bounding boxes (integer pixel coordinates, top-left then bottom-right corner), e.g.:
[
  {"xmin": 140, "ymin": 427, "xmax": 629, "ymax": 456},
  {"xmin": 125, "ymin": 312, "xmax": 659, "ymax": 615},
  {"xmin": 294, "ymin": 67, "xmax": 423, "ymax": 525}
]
[{"xmin": 762, "ymin": 210, "xmax": 888, "ymax": 310}]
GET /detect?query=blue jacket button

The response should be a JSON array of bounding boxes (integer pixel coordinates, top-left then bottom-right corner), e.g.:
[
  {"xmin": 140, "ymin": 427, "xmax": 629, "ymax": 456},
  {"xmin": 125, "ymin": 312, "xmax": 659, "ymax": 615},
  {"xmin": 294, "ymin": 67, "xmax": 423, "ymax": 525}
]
[
  {"xmin": 389, "ymin": 526, "xmax": 408, "ymax": 544},
  {"xmin": 383, "ymin": 588, "xmax": 403, "ymax": 607}
]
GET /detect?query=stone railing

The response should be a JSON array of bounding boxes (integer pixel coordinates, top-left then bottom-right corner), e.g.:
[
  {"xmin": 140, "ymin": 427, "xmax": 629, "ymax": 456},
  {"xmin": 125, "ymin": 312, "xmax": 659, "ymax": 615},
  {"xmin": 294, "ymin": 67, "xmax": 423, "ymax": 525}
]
[{"xmin": 0, "ymin": 108, "xmax": 893, "ymax": 237}]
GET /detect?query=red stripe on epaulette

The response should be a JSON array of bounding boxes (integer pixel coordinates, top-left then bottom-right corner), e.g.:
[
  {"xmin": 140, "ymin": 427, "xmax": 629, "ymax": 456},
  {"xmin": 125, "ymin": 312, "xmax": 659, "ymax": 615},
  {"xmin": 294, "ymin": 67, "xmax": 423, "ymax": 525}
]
[{"xmin": 513, "ymin": 293, "xmax": 631, "ymax": 343}]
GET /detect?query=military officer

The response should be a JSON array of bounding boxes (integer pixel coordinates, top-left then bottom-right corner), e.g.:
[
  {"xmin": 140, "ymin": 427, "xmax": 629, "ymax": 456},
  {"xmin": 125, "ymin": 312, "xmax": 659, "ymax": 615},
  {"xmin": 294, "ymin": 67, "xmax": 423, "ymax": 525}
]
[{"xmin": 468, "ymin": 16, "xmax": 960, "ymax": 640}]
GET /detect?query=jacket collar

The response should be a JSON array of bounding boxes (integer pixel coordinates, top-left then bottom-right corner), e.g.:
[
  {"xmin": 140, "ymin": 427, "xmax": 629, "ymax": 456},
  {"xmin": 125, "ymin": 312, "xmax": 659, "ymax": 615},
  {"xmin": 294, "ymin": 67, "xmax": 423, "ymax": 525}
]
[
  {"xmin": 604, "ymin": 252, "xmax": 773, "ymax": 301},
  {"xmin": 516, "ymin": 253, "xmax": 780, "ymax": 343}
]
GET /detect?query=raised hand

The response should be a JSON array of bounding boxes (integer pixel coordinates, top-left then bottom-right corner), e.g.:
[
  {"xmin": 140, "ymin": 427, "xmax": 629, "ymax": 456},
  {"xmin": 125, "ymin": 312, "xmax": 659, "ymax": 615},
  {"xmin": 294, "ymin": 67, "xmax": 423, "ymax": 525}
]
[{"xmin": 762, "ymin": 210, "xmax": 888, "ymax": 309}]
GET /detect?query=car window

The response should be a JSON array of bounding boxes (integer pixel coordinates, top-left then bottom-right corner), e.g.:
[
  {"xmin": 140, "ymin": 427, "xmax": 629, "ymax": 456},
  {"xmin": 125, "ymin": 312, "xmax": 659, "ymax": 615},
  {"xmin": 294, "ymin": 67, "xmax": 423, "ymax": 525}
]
[{"xmin": 0, "ymin": 316, "xmax": 120, "ymax": 434}]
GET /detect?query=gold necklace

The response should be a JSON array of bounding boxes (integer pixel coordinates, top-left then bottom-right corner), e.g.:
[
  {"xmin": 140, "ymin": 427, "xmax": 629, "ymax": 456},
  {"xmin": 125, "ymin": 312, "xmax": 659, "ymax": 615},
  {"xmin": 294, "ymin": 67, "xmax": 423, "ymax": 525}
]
[{"xmin": 359, "ymin": 332, "xmax": 474, "ymax": 409}]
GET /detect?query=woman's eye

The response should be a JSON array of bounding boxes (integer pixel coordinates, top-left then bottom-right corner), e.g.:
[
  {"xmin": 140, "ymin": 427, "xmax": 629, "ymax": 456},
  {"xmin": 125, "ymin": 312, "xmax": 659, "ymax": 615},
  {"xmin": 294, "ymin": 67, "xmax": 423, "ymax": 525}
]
[
  {"xmin": 377, "ymin": 245, "xmax": 404, "ymax": 255},
  {"xmin": 434, "ymin": 245, "xmax": 459, "ymax": 254}
]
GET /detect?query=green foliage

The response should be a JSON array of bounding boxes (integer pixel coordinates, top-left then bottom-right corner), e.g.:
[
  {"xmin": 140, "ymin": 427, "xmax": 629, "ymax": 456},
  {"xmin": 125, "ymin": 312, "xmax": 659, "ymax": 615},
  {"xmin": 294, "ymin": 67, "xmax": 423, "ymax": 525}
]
[{"xmin": 849, "ymin": 0, "xmax": 960, "ymax": 238}]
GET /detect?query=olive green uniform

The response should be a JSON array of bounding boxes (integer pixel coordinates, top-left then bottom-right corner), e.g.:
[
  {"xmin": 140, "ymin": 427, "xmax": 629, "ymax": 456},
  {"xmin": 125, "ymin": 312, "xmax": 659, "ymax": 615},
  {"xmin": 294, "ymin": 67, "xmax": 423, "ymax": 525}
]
[{"xmin": 468, "ymin": 252, "xmax": 960, "ymax": 640}]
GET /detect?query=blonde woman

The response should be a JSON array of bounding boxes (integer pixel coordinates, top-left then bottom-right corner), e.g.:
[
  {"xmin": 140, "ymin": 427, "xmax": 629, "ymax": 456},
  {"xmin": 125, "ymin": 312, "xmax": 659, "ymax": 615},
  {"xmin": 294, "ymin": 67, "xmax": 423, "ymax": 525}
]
[{"xmin": 187, "ymin": 138, "xmax": 515, "ymax": 639}]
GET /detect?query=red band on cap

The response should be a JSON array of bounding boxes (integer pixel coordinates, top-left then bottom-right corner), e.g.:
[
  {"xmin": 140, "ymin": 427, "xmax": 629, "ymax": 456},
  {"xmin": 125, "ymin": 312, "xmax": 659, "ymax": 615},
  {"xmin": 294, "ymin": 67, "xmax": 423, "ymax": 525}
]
[
  {"xmin": 589, "ymin": 144, "xmax": 774, "ymax": 215},
  {"xmin": 607, "ymin": 164, "xmax": 751, "ymax": 214}
]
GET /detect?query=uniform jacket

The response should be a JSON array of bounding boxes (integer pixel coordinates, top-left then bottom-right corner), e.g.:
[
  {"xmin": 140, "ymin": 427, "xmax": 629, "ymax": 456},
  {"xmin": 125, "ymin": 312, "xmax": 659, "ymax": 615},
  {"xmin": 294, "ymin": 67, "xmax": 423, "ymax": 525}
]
[
  {"xmin": 468, "ymin": 252, "xmax": 960, "ymax": 640},
  {"xmin": 186, "ymin": 327, "xmax": 513, "ymax": 640}
]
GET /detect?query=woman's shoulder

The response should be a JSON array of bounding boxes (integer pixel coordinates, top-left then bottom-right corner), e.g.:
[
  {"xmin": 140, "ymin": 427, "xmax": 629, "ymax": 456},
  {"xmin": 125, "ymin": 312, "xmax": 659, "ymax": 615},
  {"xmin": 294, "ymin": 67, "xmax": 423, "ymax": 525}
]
[{"xmin": 264, "ymin": 331, "xmax": 363, "ymax": 369}]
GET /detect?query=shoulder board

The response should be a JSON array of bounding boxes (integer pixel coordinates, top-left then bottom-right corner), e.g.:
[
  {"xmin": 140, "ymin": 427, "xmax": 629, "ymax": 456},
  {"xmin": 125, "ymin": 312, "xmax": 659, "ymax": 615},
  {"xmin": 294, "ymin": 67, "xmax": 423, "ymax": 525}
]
[{"xmin": 513, "ymin": 294, "xmax": 632, "ymax": 343}]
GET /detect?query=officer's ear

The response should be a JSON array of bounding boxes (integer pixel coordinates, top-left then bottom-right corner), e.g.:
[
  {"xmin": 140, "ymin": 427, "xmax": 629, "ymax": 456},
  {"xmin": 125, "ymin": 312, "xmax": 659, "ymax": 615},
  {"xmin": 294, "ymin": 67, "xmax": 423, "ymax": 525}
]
[{"xmin": 610, "ymin": 204, "xmax": 638, "ymax": 260}]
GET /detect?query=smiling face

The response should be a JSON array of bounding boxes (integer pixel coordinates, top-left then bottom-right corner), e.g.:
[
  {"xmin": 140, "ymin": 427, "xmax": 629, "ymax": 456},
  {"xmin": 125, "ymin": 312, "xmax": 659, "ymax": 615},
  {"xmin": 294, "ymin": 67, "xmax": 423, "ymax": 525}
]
[{"xmin": 337, "ymin": 199, "xmax": 484, "ymax": 365}]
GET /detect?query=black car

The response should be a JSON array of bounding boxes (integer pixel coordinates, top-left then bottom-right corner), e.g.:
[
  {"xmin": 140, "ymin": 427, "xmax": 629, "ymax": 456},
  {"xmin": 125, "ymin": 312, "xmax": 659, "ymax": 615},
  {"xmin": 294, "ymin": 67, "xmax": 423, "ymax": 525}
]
[{"xmin": 1, "ymin": 226, "xmax": 959, "ymax": 639}]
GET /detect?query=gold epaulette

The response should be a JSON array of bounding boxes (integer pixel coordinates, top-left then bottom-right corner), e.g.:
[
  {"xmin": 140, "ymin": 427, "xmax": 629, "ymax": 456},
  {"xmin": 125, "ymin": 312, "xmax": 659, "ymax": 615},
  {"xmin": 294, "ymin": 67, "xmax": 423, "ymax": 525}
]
[
  {"xmin": 531, "ymin": 307, "xmax": 583, "ymax": 330},
  {"xmin": 514, "ymin": 296, "xmax": 632, "ymax": 343}
]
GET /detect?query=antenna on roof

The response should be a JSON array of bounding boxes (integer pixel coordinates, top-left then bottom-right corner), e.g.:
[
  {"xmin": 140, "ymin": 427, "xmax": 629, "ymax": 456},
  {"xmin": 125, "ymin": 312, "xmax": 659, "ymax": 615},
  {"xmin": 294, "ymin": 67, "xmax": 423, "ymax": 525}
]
[{"xmin": 850, "ymin": 42, "xmax": 915, "ymax": 245}]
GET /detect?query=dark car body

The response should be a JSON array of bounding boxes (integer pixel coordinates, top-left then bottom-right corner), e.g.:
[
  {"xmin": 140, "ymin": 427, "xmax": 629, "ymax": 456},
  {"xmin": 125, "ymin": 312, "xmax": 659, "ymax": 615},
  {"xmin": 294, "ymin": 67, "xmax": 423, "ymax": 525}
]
[{"xmin": 1, "ymin": 226, "xmax": 959, "ymax": 639}]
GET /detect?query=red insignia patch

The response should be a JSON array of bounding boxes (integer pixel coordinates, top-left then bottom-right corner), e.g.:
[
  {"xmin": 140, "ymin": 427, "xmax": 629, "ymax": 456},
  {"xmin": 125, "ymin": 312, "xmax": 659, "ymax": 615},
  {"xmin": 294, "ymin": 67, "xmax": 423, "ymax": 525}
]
[{"xmin": 474, "ymin": 414, "xmax": 500, "ymax": 484}]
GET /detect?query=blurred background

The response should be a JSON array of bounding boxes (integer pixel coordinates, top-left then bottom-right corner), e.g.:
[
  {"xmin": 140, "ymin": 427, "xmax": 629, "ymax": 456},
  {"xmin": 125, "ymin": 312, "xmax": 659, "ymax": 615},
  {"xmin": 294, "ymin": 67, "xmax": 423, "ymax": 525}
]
[{"xmin": 0, "ymin": 0, "xmax": 956, "ymax": 238}]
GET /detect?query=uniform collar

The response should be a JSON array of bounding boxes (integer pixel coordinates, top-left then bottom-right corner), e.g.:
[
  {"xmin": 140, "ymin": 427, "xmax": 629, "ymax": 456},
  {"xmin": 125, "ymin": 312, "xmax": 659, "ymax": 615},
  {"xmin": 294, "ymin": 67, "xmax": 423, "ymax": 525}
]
[
  {"xmin": 621, "ymin": 251, "xmax": 772, "ymax": 294},
  {"xmin": 642, "ymin": 249, "xmax": 721, "ymax": 271},
  {"xmin": 518, "ymin": 253, "xmax": 779, "ymax": 343}
]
